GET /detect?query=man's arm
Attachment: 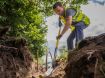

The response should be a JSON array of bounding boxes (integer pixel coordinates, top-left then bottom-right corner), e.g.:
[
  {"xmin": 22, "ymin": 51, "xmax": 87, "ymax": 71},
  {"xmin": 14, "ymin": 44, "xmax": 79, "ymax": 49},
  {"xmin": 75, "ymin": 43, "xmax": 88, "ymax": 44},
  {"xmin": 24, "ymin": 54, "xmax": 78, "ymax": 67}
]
[
  {"xmin": 57, "ymin": 16, "xmax": 72, "ymax": 39},
  {"xmin": 60, "ymin": 16, "xmax": 72, "ymax": 35}
]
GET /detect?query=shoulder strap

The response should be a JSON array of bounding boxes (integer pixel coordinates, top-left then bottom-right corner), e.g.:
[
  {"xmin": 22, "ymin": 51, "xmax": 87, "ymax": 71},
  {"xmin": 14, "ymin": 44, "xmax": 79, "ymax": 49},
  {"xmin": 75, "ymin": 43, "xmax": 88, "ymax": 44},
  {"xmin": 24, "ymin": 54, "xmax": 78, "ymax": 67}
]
[{"xmin": 59, "ymin": 17, "xmax": 62, "ymax": 27}]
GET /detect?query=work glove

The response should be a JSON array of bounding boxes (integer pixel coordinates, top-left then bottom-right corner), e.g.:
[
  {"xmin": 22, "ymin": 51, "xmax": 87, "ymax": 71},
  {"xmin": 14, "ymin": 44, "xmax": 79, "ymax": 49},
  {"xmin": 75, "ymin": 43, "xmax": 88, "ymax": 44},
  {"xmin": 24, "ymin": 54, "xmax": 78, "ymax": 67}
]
[{"xmin": 56, "ymin": 34, "xmax": 62, "ymax": 39}]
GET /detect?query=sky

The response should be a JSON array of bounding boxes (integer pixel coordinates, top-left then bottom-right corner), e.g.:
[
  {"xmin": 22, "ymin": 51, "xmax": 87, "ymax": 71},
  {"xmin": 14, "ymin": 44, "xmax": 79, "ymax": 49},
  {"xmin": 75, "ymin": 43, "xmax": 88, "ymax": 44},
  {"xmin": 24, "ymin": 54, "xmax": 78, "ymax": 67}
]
[{"xmin": 45, "ymin": 1, "xmax": 105, "ymax": 43}]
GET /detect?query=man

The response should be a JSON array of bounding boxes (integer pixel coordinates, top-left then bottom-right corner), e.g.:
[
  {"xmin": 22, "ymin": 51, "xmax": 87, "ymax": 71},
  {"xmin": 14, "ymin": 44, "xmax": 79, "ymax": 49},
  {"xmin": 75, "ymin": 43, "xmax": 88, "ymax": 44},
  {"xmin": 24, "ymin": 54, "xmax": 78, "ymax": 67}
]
[{"xmin": 53, "ymin": 2, "xmax": 90, "ymax": 51}]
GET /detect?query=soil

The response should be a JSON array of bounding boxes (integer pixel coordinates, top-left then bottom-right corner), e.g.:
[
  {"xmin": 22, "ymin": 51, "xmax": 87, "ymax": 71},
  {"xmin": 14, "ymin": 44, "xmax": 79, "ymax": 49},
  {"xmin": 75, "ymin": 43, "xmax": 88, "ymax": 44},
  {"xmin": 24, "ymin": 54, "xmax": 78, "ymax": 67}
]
[{"xmin": 0, "ymin": 27, "xmax": 33, "ymax": 78}]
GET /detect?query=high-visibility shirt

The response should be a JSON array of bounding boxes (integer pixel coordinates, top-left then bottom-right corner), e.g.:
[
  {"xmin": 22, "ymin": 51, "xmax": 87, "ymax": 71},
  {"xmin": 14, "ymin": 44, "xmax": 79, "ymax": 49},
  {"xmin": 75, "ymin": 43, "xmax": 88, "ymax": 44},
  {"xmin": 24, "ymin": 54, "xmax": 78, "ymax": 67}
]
[{"xmin": 60, "ymin": 7, "xmax": 90, "ymax": 31}]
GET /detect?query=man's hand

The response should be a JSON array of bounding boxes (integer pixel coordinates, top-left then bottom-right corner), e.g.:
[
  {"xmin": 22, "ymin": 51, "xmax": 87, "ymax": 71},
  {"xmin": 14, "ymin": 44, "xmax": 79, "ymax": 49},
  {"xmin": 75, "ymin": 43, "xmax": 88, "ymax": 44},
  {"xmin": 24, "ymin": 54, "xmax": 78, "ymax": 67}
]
[{"xmin": 56, "ymin": 34, "xmax": 62, "ymax": 39}]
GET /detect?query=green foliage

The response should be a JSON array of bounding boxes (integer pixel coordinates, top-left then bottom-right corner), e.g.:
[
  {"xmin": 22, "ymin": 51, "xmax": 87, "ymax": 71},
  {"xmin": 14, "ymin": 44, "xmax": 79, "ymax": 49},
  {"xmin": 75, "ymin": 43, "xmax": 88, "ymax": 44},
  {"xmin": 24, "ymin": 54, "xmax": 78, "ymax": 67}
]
[
  {"xmin": 0, "ymin": 0, "xmax": 47, "ymax": 57},
  {"xmin": 71, "ymin": 0, "xmax": 88, "ymax": 5},
  {"xmin": 0, "ymin": 0, "xmax": 89, "ymax": 58}
]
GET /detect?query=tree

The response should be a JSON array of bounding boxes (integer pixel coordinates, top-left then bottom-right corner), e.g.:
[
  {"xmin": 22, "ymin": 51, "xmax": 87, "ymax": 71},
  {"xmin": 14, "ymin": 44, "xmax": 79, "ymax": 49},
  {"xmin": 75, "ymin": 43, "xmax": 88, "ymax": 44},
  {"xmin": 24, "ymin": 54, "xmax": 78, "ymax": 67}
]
[{"xmin": 0, "ymin": 0, "xmax": 47, "ymax": 57}]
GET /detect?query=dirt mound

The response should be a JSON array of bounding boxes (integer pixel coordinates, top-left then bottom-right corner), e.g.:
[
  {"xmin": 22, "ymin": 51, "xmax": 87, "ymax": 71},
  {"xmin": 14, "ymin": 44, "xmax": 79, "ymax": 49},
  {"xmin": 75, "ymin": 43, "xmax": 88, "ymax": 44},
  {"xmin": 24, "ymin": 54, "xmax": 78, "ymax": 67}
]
[
  {"xmin": 48, "ymin": 59, "xmax": 66, "ymax": 78},
  {"xmin": 65, "ymin": 33, "xmax": 105, "ymax": 78},
  {"xmin": 0, "ymin": 28, "xmax": 33, "ymax": 78}
]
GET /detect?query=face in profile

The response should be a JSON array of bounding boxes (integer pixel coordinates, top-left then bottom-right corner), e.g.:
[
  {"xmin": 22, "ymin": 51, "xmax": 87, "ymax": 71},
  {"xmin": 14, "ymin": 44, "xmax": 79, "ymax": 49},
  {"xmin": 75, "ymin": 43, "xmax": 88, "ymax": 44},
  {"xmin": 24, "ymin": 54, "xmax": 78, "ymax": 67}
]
[{"xmin": 54, "ymin": 6, "xmax": 64, "ymax": 15}]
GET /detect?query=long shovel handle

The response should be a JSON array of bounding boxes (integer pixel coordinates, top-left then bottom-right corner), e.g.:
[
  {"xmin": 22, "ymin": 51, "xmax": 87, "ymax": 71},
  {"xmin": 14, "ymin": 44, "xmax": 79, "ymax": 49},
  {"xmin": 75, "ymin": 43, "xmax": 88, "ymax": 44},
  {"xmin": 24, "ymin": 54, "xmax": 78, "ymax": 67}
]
[
  {"xmin": 54, "ymin": 27, "xmax": 61, "ymax": 58},
  {"xmin": 52, "ymin": 27, "xmax": 62, "ymax": 68},
  {"xmin": 56, "ymin": 27, "xmax": 62, "ymax": 48}
]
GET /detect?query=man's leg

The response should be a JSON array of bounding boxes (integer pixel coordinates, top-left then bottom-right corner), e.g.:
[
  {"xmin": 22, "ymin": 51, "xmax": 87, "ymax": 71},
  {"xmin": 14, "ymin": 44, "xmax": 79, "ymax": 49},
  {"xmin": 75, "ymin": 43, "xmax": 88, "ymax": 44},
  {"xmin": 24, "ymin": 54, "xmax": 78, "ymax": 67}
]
[
  {"xmin": 67, "ymin": 30, "xmax": 75, "ymax": 62},
  {"xmin": 75, "ymin": 22, "xmax": 87, "ymax": 48},
  {"xmin": 75, "ymin": 28, "xmax": 83, "ymax": 47},
  {"xmin": 67, "ymin": 30, "xmax": 76, "ymax": 51}
]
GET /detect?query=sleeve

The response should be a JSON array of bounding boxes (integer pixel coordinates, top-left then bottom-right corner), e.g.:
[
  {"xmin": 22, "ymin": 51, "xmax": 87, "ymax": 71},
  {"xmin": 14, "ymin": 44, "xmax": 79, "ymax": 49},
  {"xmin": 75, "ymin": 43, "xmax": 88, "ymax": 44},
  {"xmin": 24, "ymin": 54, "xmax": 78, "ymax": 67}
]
[{"xmin": 65, "ymin": 9, "xmax": 76, "ymax": 17}]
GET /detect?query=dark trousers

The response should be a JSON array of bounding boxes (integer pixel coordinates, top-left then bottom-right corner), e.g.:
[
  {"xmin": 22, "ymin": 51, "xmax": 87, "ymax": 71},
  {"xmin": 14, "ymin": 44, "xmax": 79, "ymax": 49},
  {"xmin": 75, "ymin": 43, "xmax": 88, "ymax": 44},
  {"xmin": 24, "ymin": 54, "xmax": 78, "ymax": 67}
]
[{"xmin": 67, "ymin": 21, "xmax": 87, "ymax": 51}]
